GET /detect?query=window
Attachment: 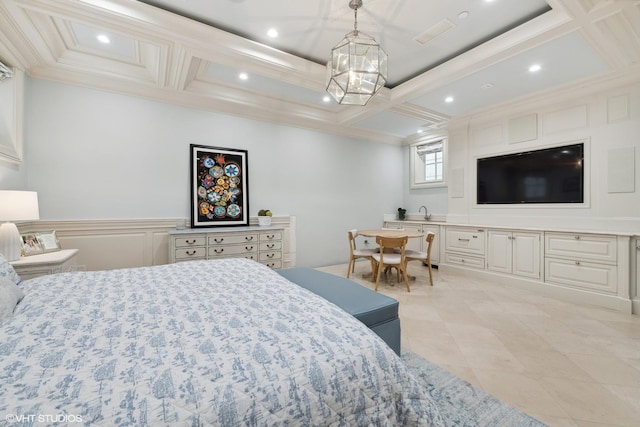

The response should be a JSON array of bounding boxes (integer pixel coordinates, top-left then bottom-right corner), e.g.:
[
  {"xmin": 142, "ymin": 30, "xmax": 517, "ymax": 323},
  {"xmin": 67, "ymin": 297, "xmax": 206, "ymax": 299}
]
[{"xmin": 410, "ymin": 137, "xmax": 446, "ymax": 189}]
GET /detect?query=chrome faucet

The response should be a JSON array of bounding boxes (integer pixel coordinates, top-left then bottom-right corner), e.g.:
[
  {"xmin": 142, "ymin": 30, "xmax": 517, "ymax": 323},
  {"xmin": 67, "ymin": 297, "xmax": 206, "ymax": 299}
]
[{"xmin": 419, "ymin": 205, "xmax": 431, "ymax": 220}]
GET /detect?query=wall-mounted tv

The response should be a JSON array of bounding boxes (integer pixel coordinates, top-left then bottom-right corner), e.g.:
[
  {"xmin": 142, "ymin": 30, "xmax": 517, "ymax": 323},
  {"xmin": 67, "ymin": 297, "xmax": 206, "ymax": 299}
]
[{"xmin": 477, "ymin": 143, "xmax": 584, "ymax": 204}]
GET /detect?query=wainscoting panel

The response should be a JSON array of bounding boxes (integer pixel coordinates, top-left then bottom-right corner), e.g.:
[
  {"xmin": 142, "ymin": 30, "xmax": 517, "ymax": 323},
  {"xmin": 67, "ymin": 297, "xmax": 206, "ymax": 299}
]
[{"xmin": 19, "ymin": 217, "xmax": 295, "ymax": 272}]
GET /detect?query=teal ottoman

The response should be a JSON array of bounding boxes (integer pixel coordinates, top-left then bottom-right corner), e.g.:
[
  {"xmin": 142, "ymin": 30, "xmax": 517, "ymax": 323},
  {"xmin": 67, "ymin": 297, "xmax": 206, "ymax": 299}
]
[{"xmin": 278, "ymin": 267, "xmax": 401, "ymax": 355}]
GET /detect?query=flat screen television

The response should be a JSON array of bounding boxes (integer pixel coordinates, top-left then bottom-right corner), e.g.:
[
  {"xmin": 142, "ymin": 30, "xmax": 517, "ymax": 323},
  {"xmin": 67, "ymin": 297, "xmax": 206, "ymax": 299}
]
[{"xmin": 477, "ymin": 143, "xmax": 584, "ymax": 204}]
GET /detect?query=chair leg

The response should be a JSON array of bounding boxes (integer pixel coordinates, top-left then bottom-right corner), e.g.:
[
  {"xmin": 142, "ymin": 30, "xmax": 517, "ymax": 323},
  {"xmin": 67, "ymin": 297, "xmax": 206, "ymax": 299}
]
[
  {"xmin": 427, "ymin": 261, "xmax": 434, "ymax": 286},
  {"xmin": 374, "ymin": 261, "xmax": 382, "ymax": 292},
  {"xmin": 347, "ymin": 258, "xmax": 353, "ymax": 278},
  {"xmin": 401, "ymin": 266, "xmax": 410, "ymax": 292}
]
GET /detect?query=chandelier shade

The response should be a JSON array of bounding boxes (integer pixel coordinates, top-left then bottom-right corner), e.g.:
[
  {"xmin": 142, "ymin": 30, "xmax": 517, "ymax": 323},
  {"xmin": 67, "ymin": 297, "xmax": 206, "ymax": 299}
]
[{"xmin": 326, "ymin": 0, "xmax": 387, "ymax": 106}]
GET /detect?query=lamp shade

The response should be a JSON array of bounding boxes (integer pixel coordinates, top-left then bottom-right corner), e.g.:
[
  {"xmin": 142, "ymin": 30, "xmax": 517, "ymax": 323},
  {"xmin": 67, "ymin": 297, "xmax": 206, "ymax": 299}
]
[
  {"xmin": 0, "ymin": 191, "xmax": 40, "ymax": 221},
  {"xmin": 0, "ymin": 191, "xmax": 39, "ymax": 261}
]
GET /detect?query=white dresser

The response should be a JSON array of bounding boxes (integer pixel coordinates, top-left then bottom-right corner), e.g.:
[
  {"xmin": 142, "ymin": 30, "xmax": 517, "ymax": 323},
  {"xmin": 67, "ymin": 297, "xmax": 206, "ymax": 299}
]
[{"xmin": 169, "ymin": 226, "xmax": 284, "ymax": 269}]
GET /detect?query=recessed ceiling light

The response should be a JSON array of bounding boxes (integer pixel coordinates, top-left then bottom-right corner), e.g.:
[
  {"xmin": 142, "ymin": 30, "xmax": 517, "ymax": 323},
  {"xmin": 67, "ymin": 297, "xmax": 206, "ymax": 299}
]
[
  {"xmin": 417, "ymin": 129, "xmax": 424, "ymax": 133},
  {"xmin": 96, "ymin": 34, "xmax": 110, "ymax": 44},
  {"xmin": 445, "ymin": 96, "xmax": 454, "ymax": 103},
  {"xmin": 458, "ymin": 11, "xmax": 469, "ymax": 20},
  {"xmin": 238, "ymin": 72, "xmax": 248, "ymax": 80},
  {"xmin": 322, "ymin": 95, "xmax": 330, "ymax": 103},
  {"xmin": 481, "ymin": 83, "xmax": 494, "ymax": 90},
  {"xmin": 529, "ymin": 64, "xmax": 542, "ymax": 73},
  {"xmin": 267, "ymin": 28, "xmax": 278, "ymax": 38}
]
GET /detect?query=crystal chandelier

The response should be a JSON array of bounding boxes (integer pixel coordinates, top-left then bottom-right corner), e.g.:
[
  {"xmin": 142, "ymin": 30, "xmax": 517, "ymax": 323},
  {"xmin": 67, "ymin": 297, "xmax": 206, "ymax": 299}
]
[{"xmin": 326, "ymin": 0, "xmax": 387, "ymax": 106}]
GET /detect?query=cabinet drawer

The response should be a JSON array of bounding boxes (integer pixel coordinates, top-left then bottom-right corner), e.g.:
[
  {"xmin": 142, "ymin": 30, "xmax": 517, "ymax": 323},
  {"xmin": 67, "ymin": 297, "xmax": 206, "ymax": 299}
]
[
  {"xmin": 209, "ymin": 244, "xmax": 258, "ymax": 257},
  {"xmin": 259, "ymin": 251, "xmax": 282, "ymax": 262},
  {"xmin": 444, "ymin": 253, "xmax": 485, "ymax": 270},
  {"xmin": 260, "ymin": 232, "xmax": 282, "ymax": 241},
  {"xmin": 545, "ymin": 258, "xmax": 617, "ymax": 294},
  {"xmin": 209, "ymin": 234, "xmax": 258, "ymax": 245},
  {"xmin": 259, "ymin": 241, "xmax": 282, "ymax": 251},
  {"xmin": 446, "ymin": 228, "xmax": 485, "ymax": 255},
  {"xmin": 545, "ymin": 233, "xmax": 616, "ymax": 263},
  {"xmin": 175, "ymin": 247, "xmax": 207, "ymax": 260},
  {"xmin": 262, "ymin": 260, "xmax": 282, "ymax": 269},
  {"xmin": 174, "ymin": 236, "xmax": 206, "ymax": 247}
]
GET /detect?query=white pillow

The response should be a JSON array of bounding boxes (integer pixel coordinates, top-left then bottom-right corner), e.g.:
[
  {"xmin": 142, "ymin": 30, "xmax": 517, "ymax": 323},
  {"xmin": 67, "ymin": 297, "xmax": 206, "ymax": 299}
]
[{"xmin": 0, "ymin": 277, "xmax": 25, "ymax": 320}]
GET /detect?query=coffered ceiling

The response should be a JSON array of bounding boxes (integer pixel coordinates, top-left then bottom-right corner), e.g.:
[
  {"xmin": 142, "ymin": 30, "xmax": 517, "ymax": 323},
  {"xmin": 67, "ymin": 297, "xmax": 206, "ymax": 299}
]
[{"xmin": 0, "ymin": 0, "xmax": 639, "ymax": 144}]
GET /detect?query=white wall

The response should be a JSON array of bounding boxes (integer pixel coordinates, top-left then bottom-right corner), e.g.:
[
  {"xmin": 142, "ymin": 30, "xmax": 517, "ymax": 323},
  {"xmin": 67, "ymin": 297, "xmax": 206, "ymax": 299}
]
[
  {"xmin": 20, "ymin": 78, "xmax": 404, "ymax": 267},
  {"xmin": 446, "ymin": 82, "xmax": 640, "ymax": 233}
]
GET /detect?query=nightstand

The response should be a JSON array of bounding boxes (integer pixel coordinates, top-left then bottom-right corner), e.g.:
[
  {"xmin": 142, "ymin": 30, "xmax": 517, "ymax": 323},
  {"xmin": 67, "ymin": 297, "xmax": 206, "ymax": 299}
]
[{"xmin": 10, "ymin": 249, "xmax": 80, "ymax": 280}]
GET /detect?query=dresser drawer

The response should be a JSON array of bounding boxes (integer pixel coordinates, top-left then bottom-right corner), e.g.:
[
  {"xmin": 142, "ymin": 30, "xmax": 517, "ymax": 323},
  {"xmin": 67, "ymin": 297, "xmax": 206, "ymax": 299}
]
[
  {"xmin": 260, "ymin": 232, "xmax": 282, "ymax": 242},
  {"xmin": 445, "ymin": 228, "xmax": 485, "ymax": 255},
  {"xmin": 259, "ymin": 241, "xmax": 282, "ymax": 251},
  {"xmin": 545, "ymin": 258, "xmax": 617, "ymax": 294},
  {"xmin": 259, "ymin": 251, "xmax": 282, "ymax": 262},
  {"xmin": 174, "ymin": 236, "xmax": 206, "ymax": 247},
  {"xmin": 175, "ymin": 247, "xmax": 207, "ymax": 260},
  {"xmin": 262, "ymin": 260, "xmax": 282, "ymax": 269},
  {"xmin": 545, "ymin": 233, "xmax": 616, "ymax": 263},
  {"xmin": 209, "ymin": 234, "xmax": 258, "ymax": 245},
  {"xmin": 444, "ymin": 253, "xmax": 485, "ymax": 270},
  {"xmin": 209, "ymin": 244, "xmax": 258, "ymax": 257}
]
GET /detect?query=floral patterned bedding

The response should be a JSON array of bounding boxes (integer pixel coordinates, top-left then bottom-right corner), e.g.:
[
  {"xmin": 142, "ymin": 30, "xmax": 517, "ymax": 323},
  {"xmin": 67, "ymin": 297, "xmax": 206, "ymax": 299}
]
[{"xmin": 1, "ymin": 258, "xmax": 444, "ymax": 426}]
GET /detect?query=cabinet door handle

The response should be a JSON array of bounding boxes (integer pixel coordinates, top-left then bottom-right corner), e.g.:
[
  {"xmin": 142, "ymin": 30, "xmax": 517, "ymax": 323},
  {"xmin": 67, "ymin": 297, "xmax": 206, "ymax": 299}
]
[
  {"xmin": 458, "ymin": 238, "xmax": 469, "ymax": 242},
  {"xmin": 214, "ymin": 248, "xmax": 224, "ymax": 254},
  {"xmin": 266, "ymin": 253, "xmax": 275, "ymax": 258},
  {"xmin": 245, "ymin": 236, "xmax": 254, "ymax": 241},
  {"xmin": 186, "ymin": 250, "xmax": 196, "ymax": 255},
  {"xmin": 214, "ymin": 238, "xmax": 224, "ymax": 243},
  {"xmin": 185, "ymin": 239, "xmax": 197, "ymax": 245},
  {"xmin": 266, "ymin": 234, "xmax": 275, "ymax": 240},
  {"xmin": 245, "ymin": 246, "xmax": 254, "ymax": 251}
]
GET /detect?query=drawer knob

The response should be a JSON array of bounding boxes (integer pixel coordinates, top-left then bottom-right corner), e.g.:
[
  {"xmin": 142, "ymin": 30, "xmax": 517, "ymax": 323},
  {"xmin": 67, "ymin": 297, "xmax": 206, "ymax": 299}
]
[
  {"xmin": 574, "ymin": 236, "xmax": 581, "ymax": 240},
  {"xmin": 575, "ymin": 261, "xmax": 581, "ymax": 266},
  {"xmin": 214, "ymin": 248, "xmax": 224, "ymax": 254}
]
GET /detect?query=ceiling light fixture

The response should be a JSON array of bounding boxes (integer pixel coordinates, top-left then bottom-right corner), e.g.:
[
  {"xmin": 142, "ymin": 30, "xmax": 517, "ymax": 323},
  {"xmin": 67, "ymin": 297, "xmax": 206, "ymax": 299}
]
[
  {"xmin": 238, "ymin": 72, "xmax": 248, "ymax": 80},
  {"xmin": 326, "ymin": 0, "xmax": 387, "ymax": 106},
  {"xmin": 529, "ymin": 64, "xmax": 541, "ymax": 73},
  {"xmin": 267, "ymin": 28, "xmax": 278, "ymax": 38},
  {"xmin": 445, "ymin": 96, "xmax": 454, "ymax": 103},
  {"xmin": 97, "ymin": 34, "xmax": 110, "ymax": 44}
]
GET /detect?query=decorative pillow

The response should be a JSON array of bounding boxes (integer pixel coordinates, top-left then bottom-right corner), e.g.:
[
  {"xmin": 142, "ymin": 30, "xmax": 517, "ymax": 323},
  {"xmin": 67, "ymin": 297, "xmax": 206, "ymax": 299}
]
[
  {"xmin": 0, "ymin": 253, "xmax": 21, "ymax": 285},
  {"xmin": 0, "ymin": 277, "xmax": 25, "ymax": 320}
]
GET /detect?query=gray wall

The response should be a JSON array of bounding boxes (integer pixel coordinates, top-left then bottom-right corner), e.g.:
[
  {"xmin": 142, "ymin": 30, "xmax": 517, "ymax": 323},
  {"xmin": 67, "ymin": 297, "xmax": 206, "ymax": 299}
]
[{"xmin": 19, "ymin": 78, "xmax": 404, "ymax": 267}]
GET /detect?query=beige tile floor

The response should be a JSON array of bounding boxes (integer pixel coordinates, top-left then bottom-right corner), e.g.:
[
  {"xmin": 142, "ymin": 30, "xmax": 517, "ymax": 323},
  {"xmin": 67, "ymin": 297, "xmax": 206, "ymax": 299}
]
[{"xmin": 317, "ymin": 262, "xmax": 640, "ymax": 427}]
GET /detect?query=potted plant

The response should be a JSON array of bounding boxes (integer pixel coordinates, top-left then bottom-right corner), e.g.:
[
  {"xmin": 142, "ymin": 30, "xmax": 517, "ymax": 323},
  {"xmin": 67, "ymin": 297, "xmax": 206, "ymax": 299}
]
[
  {"xmin": 257, "ymin": 209, "xmax": 273, "ymax": 226},
  {"xmin": 397, "ymin": 207, "xmax": 406, "ymax": 220}
]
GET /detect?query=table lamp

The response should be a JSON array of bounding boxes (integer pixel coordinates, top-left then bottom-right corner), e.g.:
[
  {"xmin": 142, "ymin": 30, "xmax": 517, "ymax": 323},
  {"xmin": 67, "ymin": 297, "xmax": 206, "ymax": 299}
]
[{"xmin": 0, "ymin": 191, "xmax": 40, "ymax": 261}]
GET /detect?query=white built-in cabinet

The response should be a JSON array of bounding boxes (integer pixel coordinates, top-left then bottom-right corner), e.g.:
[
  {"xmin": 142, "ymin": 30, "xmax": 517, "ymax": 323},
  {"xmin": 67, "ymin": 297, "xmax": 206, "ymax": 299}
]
[
  {"xmin": 438, "ymin": 224, "xmax": 633, "ymax": 314},
  {"xmin": 383, "ymin": 221, "xmax": 440, "ymax": 264},
  {"xmin": 487, "ymin": 230, "xmax": 542, "ymax": 279}
]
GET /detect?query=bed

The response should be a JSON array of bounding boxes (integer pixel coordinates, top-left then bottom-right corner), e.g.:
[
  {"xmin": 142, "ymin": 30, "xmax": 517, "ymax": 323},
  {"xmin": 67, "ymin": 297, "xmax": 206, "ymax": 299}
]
[{"xmin": 0, "ymin": 256, "xmax": 445, "ymax": 426}]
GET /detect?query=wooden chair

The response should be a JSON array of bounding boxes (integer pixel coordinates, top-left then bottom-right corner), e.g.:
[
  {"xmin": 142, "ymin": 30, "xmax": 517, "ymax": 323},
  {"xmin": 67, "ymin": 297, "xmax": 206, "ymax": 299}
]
[
  {"xmin": 347, "ymin": 229, "xmax": 377, "ymax": 278},
  {"xmin": 371, "ymin": 235, "xmax": 410, "ymax": 292},
  {"xmin": 404, "ymin": 232, "xmax": 435, "ymax": 286}
]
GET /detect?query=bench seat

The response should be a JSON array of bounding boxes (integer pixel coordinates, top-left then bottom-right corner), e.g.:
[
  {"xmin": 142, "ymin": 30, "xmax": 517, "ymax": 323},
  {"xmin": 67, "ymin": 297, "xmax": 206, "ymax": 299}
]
[{"xmin": 278, "ymin": 267, "xmax": 401, "ymax": 355}]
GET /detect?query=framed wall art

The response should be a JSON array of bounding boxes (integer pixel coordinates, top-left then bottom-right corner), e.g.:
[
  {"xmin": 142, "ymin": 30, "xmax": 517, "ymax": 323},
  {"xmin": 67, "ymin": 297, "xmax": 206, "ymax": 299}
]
[{"xmin": 190, "ymin": 144, "xmax": 249, "ymax": 228}]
